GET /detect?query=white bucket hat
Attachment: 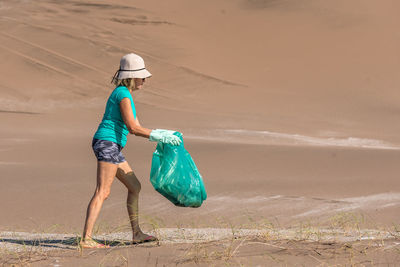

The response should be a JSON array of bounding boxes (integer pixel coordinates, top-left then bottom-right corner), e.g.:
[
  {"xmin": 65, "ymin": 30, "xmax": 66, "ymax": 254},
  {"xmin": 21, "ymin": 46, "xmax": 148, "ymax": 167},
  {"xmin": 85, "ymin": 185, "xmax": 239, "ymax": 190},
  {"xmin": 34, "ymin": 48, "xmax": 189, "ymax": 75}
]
[{"xmin": 114, "ymin": 53, "xmax": 152, "ymax": 80}]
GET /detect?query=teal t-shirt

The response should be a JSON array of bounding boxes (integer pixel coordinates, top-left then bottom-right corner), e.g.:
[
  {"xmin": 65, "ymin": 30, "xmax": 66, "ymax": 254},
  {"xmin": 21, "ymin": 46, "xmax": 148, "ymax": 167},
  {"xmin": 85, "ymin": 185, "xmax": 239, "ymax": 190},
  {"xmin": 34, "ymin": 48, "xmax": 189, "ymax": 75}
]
[{"xmin": 94, "ymin": 86, "xmax": 136, "ymax": 147}]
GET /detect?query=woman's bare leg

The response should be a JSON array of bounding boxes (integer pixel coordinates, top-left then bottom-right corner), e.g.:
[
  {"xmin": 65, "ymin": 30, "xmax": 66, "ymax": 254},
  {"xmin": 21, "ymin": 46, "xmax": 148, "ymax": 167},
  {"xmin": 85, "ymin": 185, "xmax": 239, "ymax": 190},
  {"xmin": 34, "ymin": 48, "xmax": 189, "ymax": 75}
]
[
  {"xmin": 82, "ymin": 161, "xmax": 118, "ymax": 242},
  {"xmin": 116, "ymin": 161, "xmax": 156, "ymax": 242}
]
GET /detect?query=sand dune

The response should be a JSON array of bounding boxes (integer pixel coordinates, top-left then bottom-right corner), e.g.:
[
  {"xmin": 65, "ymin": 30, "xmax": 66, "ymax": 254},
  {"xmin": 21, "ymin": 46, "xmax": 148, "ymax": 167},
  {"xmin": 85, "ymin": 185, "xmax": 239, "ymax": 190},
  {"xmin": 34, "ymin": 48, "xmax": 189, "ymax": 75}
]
[{"xmin": 1, "ymin": 0, "xmax": 400, "ymax": 141}]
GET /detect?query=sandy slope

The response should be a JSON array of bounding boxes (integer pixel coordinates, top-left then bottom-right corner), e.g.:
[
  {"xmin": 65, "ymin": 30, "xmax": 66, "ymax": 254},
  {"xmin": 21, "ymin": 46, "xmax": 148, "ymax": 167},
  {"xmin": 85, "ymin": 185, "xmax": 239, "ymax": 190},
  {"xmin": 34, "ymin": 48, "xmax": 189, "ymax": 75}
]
[{"xmin": 1, "ymin": 0, "xmax": 400, "ymax": 141}]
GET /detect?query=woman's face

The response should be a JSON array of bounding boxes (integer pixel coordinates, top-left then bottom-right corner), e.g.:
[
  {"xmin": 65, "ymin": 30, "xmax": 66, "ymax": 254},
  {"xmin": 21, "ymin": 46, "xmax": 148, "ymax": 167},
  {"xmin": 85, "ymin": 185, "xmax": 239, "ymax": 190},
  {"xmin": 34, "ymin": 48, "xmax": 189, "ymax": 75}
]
[{"xmin": 133, "ymin": 78, "xmax": 145, "ymax": 90}]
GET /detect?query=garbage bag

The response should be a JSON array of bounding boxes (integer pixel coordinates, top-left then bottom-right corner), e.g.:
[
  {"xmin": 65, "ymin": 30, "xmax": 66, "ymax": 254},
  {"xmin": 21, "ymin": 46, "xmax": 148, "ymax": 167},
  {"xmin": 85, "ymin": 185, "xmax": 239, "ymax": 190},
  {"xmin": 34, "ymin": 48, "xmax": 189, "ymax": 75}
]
[{"xmin": 150, "ymin": 132, "xmax": 207, "ymax": 207}]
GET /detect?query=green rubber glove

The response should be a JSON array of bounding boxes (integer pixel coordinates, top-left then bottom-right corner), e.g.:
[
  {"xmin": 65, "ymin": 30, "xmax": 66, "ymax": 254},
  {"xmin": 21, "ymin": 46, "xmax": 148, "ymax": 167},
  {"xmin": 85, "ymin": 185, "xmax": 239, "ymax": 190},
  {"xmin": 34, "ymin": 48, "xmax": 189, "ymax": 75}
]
[{"xmin": 149, "ymin": 129, "xmax": 182, "ymax": 146}]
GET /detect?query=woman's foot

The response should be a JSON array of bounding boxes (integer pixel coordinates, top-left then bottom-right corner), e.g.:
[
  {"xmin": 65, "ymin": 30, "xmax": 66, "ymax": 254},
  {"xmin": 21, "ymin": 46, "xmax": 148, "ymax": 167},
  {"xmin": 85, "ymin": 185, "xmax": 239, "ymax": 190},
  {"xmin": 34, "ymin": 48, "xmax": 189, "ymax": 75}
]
[
  {"xmin": 79, "ymin": 238, "xmax": 110, "ymax": 249},
  {"xmin": 132, "ymin": 231, "xmax": 158, "ymax": 244}
]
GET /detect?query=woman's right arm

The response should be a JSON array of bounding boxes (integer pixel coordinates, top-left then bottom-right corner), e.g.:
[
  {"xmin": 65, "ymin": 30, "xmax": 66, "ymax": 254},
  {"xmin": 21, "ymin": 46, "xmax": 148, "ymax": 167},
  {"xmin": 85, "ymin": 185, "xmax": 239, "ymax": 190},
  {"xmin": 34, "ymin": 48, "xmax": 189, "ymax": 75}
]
[
  {"xmin": 120, "ymin": 97, "xmax": 182, "ymax": 146},
  {"xmin": 120, "ymin": 98, "xmax": 152, "ymax": 138}
]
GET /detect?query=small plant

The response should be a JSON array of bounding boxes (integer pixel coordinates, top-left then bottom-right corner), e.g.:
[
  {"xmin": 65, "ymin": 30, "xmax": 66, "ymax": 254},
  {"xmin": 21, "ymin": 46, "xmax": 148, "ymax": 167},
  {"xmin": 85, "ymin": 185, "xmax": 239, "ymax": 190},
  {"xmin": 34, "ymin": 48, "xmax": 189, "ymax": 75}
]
[{"xmin": 329, "ymin": 212, "xmax": 365, "ymax": 233}]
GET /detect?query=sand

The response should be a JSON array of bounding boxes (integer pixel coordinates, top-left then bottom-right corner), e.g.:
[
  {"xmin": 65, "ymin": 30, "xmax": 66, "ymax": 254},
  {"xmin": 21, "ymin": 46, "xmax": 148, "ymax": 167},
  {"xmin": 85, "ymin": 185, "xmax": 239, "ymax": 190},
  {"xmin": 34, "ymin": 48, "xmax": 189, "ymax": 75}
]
[
  {"xmin": 1, "ymin": 0, "xmax": 400, "ymax": 265},
  {"xmin": 2, "ymin": 228, "xmax": 399, "ymax": 266}
]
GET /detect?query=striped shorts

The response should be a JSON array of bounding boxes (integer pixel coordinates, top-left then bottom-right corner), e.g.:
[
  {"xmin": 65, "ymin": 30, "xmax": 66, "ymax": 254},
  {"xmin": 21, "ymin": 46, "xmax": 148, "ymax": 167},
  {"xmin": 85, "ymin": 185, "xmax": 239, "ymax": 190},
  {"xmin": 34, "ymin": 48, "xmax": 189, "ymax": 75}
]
[{"xmin": 92, "ymin": 138, "xmax": 126, "ymax": 164}]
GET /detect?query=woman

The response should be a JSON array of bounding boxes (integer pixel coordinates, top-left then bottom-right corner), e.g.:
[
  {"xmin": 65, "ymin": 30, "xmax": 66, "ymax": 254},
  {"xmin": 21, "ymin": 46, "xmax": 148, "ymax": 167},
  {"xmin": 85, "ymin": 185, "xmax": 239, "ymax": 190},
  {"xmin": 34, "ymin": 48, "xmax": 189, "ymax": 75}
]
[{"xmin": 80, "ymin": 53, "xmax": 181, "ymax": 248}]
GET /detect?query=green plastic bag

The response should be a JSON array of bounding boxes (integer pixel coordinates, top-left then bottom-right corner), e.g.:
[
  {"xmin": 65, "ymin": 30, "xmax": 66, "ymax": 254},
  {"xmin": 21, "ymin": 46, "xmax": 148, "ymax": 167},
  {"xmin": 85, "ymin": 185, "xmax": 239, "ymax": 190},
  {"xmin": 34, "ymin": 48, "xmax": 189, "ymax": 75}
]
[{"xmin": 150, "ymin": 132, "xmax": 207, "ymax": 207}]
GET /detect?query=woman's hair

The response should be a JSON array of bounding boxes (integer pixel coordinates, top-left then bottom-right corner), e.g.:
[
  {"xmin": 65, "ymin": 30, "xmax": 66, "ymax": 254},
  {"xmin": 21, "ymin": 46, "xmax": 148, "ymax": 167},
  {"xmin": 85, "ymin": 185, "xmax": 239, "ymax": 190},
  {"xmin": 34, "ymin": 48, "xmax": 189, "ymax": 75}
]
[{"xmin": 112, "ymin": 77, "xmax": 135, "ymax": 89}]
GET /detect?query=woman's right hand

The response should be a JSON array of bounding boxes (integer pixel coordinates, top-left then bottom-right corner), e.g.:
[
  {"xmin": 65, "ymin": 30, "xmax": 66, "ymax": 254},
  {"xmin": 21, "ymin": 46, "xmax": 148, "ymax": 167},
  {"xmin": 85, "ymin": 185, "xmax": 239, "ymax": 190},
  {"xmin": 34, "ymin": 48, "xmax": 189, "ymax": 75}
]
[{"xmin": 149, "ymin": 129, "xmax": 182, "ymax": 146}]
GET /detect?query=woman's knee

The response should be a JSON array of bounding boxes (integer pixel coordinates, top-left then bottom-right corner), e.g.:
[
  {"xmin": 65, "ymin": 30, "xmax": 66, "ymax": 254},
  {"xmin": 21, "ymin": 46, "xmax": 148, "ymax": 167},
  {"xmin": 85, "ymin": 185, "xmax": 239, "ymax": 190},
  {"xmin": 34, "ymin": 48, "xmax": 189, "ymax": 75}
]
[
  {"xmin": 126, "ymin": 173, "xmax": 141, "ymax": 194},
  {"xmin": 95, "ymin": 188, "xmax": 111, "ymax": 200},
  {"xmin": 130, "ymin": 177, "xmax": 141, "ymax": 194},
  {"xmin": 117, "ymin": 169, "xmax": 141, "ymax": 194}
]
